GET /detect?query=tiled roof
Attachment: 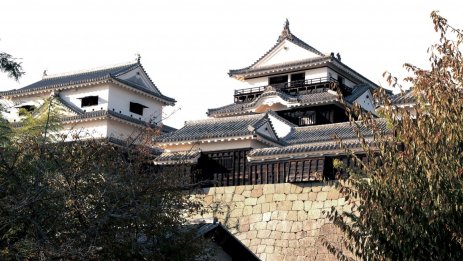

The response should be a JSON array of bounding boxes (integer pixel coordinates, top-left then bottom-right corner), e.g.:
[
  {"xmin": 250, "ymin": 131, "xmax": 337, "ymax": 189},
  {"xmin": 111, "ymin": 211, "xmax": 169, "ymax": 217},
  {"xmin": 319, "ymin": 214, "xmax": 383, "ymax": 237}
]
[
  {"xmin": 248, "ymin": 140, "xmax": 364, "ymax": 160},
  {"xmin": 153, "ymin": 150, "xmax": 201, "ymax": 165},
  {"xmin": 391, "ymin": 90, "xmax": 415, "ymax": 105},
  {"xmin": 54, "ymin": 93, "xmax": 85, "ymax": 115},
  {"xmin": 229, "ymin": 56, "xmax": 330, "ymax": 78},
  {"xmin": 0, "ymin": 61, "xmax": 176, "ymax": 104},
  {"xmin": 282, "ymin": 119, "xmax": 388, "ymax": 145},
  {"xmin": 156, "ymin": 113, "xmax": 281, "ymax": 144},
  {"xmin": 208, "ymin": 88, "xmax": 340, "ymax": 117}
]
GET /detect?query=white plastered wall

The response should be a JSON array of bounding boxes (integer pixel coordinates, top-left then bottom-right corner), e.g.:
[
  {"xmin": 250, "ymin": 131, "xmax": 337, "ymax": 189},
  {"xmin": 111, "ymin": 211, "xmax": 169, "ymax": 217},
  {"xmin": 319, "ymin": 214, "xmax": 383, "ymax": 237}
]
[
  {"xmin": 59, "ymin": 119, "xmax": 108, "ymax": 141},
  {"xmin": 61, "ymin": 84, "xmax": 110, "ymax": 112},
  {"xmin": 106, "ymin": 119, "xmax": 145, "ymax": 141},
  {"xmin": 1, "ymin": 93, "xmax": 50, "ymax": 122},
  {"xmin": 108, "ymin": 86, "xmax": 163, "ymax": 124}
]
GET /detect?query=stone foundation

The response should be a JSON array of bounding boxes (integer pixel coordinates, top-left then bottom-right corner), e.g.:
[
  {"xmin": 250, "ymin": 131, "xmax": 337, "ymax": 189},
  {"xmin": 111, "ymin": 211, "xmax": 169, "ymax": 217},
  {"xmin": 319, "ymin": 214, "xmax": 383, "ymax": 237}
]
[{"xmin": 193, "ymin": 182, "xmax": 352, "ymax": 260}]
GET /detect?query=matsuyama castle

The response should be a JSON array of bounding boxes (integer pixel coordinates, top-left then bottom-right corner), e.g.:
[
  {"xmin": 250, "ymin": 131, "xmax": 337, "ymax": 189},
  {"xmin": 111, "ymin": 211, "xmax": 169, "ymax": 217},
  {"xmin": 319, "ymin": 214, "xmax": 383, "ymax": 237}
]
[
  {"xmin": 154, "ymin": 20, "xmax": 387, "ymax": 186},
  {"xmin": 0, "ymin": 58, "xmax": 176, "ymax": 142}
]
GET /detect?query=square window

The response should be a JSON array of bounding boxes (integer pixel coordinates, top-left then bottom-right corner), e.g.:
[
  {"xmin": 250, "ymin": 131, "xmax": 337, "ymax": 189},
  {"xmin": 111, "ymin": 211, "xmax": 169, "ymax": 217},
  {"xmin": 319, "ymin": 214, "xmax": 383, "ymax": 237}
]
[
  {"xmin": 80, "ymin": 96, "xmax": 98, "ymax": 107},
  {"xmin": 130, "ymin": 102, "xmax": 148, "ymax": 116}
]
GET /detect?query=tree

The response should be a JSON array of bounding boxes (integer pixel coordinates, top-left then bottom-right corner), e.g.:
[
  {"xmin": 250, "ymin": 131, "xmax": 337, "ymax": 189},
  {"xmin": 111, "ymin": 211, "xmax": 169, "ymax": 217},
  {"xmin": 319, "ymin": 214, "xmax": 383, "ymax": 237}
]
[
  {"xmin": 0, "ymin": 51, "xmax": 24, "ymax": 81},
  {"xmin": 327, "ymin": 11, "xmax": 463, "ymax": 260},
  {"xmin": 0, "ymin": 101, "xmax": 208, "ymax": 260}
]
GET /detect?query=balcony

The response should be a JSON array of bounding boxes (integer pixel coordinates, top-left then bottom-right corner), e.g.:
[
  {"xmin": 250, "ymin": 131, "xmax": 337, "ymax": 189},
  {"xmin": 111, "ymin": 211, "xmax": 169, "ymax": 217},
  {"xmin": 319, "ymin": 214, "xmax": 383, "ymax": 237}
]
[{"xmin": 233, "ymin": 76, "xmax": 349, "ymax": 103}]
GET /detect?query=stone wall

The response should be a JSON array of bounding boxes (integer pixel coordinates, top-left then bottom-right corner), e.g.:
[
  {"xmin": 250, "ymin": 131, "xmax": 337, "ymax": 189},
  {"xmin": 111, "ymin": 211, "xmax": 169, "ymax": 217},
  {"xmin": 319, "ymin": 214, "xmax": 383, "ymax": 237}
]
[{"xmin": 194, "ymin": 182, "xmax": 351, "ymax": 261}]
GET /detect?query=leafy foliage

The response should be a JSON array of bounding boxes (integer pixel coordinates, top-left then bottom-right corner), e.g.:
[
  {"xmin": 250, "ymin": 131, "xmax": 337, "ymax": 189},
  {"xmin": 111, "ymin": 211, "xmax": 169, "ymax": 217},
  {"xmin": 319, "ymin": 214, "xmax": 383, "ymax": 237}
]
[
  {"xmin": 0, "ymin": 51, "xmax": 24, "ymax": 81},
  {"xmin": 0, "ymin": 102, "xmax": 207, "ymax": 260},
  {"xmin": 328, "ymin": 11, "xmax": 463, "ymax": 260}
]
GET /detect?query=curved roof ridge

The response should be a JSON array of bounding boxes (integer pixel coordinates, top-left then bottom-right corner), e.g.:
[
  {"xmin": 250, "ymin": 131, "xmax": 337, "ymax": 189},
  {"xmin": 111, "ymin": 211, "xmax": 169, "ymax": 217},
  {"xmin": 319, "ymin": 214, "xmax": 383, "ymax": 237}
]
[{"xmin": 43, "ymin": 60, "xmax": 138, "ymax": 80}]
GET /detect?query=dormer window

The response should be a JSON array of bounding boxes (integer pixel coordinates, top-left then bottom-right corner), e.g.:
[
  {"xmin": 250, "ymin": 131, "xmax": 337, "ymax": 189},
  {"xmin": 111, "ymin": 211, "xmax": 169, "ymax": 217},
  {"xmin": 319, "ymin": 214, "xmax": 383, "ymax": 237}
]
[
  {"xmin": 130, "ymin": 102, "xmax": 148, "ymax": 116},
  {"xmin": 18, "ymin": 105, "xmax": 35, "ymax": 116},
  {"xmin": 79, "ymin": 96, "xmax": 98, "ymax": 107}
]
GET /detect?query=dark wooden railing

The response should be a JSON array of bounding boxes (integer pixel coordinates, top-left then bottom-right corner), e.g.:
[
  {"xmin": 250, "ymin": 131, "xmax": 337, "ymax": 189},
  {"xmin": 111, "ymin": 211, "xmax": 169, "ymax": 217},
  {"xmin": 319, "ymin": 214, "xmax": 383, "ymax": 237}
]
[
  {"xmin": 233, "ymin": 76, "xmax": 348, "ymax": 103},
  {"xmin": 234, "ymin": 76, "xmax": 337, "ymax": 96}
]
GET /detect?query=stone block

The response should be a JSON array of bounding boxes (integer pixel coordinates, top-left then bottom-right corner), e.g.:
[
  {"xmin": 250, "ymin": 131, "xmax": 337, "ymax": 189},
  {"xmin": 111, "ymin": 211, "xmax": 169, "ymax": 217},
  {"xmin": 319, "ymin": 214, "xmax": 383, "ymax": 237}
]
[
  {"xmin": 257, "ymin": 229, "xmax": 272, "ymax": 239},
  {"xmin": 224, "ymin": 186, "xmax": 235, "ymax": 194},
  {"xmin": 252, "ymin": 204, "xmax": 262, "ymax": 214},
  {"xmin": 289, "ymin": 239, "xmax": 299, "ymax": 248},
  {"xmin": 232, "ymin": 194, "xmax": 245, "ymax": 202},
  {"xmin": 265, "ymin": 245, "xmax": 274, "ymax": 254},
  {"xmin": 250, "ymin": 238, "xmax": 261, "ymax": 246},
  {"xmin": 277, "ymin": 211, "xmax": 288, "ymax": 220},
  {"xmin": 316, "ymin": 191, "xmax": 328, "ymax": 201},
  {"xmin": 251, "ymin": 188, "xmax": 263, "ymax": 197},
  {"xmin": 303, "ymin": 220, "xmax": 317, "ymax": 231},
  {"xmin": 234, "ymin": 201, "xmax": 245, "ymax": 209},
  {"xmin": 257, "ymin": 195, "xmax": 266, "ymax": 204},
  {"xmin": 242, "ymin": 190, "xmax": 251, "ymax": 197},
  {"xmin": 275, "ymin": 183, "xmax": 286, "ymax": 194},
  {"xmin": 203, "ymin": 195, "xmax": 213, "ymax": 206},
  {"xmin": 297, "ymin": 193, "xmax": 308, "ymax": 201},
  {"xmin": 227, "ymin": 217, "xmax": 238, "ymax": 228},
  {"xmin": 223, "ymin": 193, "xmax": 233, "ymax": 202},
  {"xmin": 304, "ymin": 201, "xmax": 312, "ymax": 211},
  {"xmin": 327, "ymin": 189, "xmax": 340, "ymax": 200},
  {"xmin": 263, "ymin": 184, "xmax": 275, "ymax": 194},
  {"xmin": 267, "ymin": 220, "xmax": 278, "ymax": 231},
  {"xmin": 287, "ymin": 211, "xmax": 298, "ymax": 221},
  {"xmin": 271, "ymin": 211, "xmax": 279, "ymax": 220},
  {"xmin": 308, "ymin": 192, "xmax": 317, "ymax": 201},
  {"xmin": 265, "ymin": 194, "xmax": 274, "ymax": 203},
  {"xmin": 254, "ymin": 221, "xmax": 267, "ymax": 230},
  {"xmin": 290, "ymin": 222, "xmax": 303, "ymax": 233},
  {"xmin": 322, "ymin": 185, "xmax": 333, "ymax": 191},
  {"xmin": 290, "ymin": 185, "xmax": 303, "ymax": 193},
  {"xmin": 240, "ymin": 239, "xmax": 250, "ymax": 246},
  {"xmin": 311, "ymin": 185, "xmax": 322, "ymax": 192},
  {"xmin": 215, "ymin": 187, "xmax": 224, "ymax": 194},
  {"xmin": 276, "ymin": 221, "xmax": 293, "ymax": 232},
  {"xmin": 292, "ymin": 200, "xmax": 304, "ymax": 211},
  {"xmin": 245, "ymin": 197, "xmax": 258, "ymax": 206},
  {"xmin": 324, "ymin": 200, "xmax": 334, "ymax": 208},
  {"xmin": 312, "ymin": 201, "xmax": 324, "ymax": 209},
  {"xmin": 235, "ymin": 185, "xmax": 245, "ymax": 195},
  {"xmin": 308, "ymin": 209, "xmax": 321, "ymax": 219},
  {"xmin": 295, "ymin": 231, "xmax": 307, "ymax": 239},
  {"xmin": 261, "ymin": 238, "xmax": 275, "ymax": 246},
  {"xmin": 240, "ymin": 215, "xmax": 250, "ymax": 225},
  {"xmin": 239, "ymin": 223, "xmax": 250, "ymax": 232},
  {"xmin": 297, "ymin": 210, "xmax": 307, "ymax": 221},
  {"xmin": 243, "ymin": 206, "xmax": 253, "ymax": 216},
  {"xmin": 263, "ymin": 212, "xmax": 272, "ymax": 222},
  {"xmin": 286, "ymin": 193, "xmax": 298, "ymax": 201},
  {"xmin": 273, "ymin": 194, "xmax": 286, "ymax": 201},
  {"xmin": 281, "ymin": 232, "xmax": 295, "ymax": 240},
  {"xmin": 244, "ymin": 185, "xmax": 254, "ymax": 191},
  {"xmin": 229, "ymin": 208, "xmax": 243, "ymax": 218},
  {"xmin": 275, "ymin": 239, "xmax": 288, "ymax": 248},
  {"xmin": 269, "ymin": 230, "xmax": 282, "ymax": 239},
  {"xmin": 277, "ymin": 201, "xmax": 292, "ymax": 211},
  {"xmin": 247, "ymin": 230, "xmax": 257, "ymax": 239},
  {"xmin": 262, "ymin": 203, "xmax": 270, "ymax": 213},
  {"xmin": 257, "ymin": 244, "xmax": 266, "ymax": 253},
  {"xmin": 249, "ymin": 213, "xmax": 263, "ymax": 223},
  {"xmin": 284, "ymin": 183, "xmax": 293, "ymax": 194}
]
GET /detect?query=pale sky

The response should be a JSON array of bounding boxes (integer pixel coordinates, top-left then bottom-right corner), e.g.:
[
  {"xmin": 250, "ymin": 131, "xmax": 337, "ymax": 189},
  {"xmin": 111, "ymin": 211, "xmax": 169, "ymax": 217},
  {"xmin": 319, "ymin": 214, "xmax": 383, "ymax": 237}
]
[{"xmin": 1, "ymin": 0, "xmax": 462, "ymax": 128}]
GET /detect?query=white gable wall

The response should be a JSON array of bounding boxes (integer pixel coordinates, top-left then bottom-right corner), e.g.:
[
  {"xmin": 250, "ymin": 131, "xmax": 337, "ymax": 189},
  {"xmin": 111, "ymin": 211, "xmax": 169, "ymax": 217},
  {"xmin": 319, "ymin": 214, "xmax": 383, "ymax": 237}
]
[
  {"xmin": 108, "ymin": 86, "xmax": 163, "ymax": 124},
  {"xmin": 1, "ymin": 93, "xmax": 49, "ymax": 122},
  {"xmin": 354, "ymin": 89, "xmax": 376, "ymax": 114},
  {"xmin": 268, "ymin": 114, "xmax": 292, "ymax": 138},
  {"xmin": 117, "ymin": 67, "xmax": 159, "ymax": 93},
  {"xmin": 254, "ymin": 40, "xmax": 321, "ymax": 68}
]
